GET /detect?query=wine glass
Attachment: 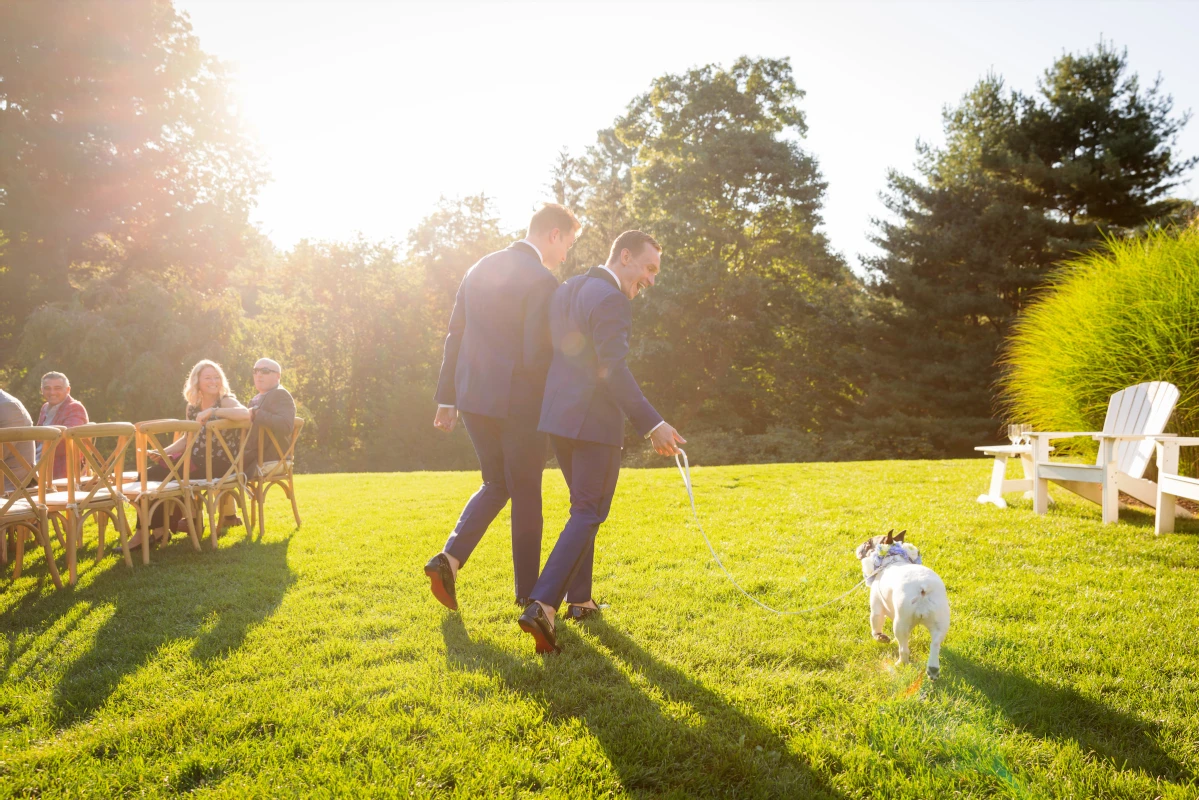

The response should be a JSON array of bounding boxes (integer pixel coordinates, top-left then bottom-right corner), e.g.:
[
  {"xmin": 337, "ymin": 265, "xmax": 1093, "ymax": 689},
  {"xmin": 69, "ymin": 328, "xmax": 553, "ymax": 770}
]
[{"xmin": 1007, "ymin": 424, "xmax": 1022, "ymax": 445}]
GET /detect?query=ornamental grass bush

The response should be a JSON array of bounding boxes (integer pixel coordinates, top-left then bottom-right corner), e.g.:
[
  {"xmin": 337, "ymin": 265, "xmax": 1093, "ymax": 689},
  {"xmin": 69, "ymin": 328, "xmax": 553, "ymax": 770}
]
[{"xmin": 1001, "ymin": 226, "xmax": 1199, "ymax": 472}]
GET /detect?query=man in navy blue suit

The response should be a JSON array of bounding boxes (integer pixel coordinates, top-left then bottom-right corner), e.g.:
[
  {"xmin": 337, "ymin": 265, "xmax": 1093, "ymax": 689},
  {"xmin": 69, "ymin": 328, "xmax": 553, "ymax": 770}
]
[
  {"xmin": 518, "ymin": 230, "xmax": 686, "ymax": 653},
  {"xmin": 425, "ymin": 203, "xmax": 580, "ymax": 611}
]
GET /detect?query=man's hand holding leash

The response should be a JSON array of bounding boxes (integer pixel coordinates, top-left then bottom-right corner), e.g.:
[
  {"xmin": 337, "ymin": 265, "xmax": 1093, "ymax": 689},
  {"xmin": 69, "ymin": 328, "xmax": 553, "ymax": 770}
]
[{"xmin": 650, "ymin": 422, "xmax": 686, "ymax": 456}]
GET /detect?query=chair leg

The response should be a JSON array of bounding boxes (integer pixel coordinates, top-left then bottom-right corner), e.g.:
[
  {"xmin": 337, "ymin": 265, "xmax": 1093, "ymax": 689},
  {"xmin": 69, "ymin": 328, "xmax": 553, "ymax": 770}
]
[
  {"xmin": 115, "ymin": 503, "xmax": 133, "ymax": 568},
  {"xmin": 51, "ymin": 515, "xmax": 66, "ymax": 550},
  {"xmin": 96, "ymin": 511, "xmax": 106, "ymax": 563},
  {"xmin": 37, "ymin": 511, "xmax": 64, "ymax": 590},
  {"xmin": 13, "ymin": 525, "xmax": 26, "ymax": 580},
  {"xmin": 287, "ymin": 474, "xmax": 301, "ymax": 528},
  {"xmin": 236, "ymin": 489, "xmax": 251, "ymax": 535},
  {"xmin": 1101, "ymin": 462, "xmax": 1119, "ymax": 524},
  {"xmin": 1, "ymin": 525, "xmax": 7, "ymax": 565},
  {"xmin": 66, "ymin": 511, "xmax": 79, "ymax": 586},
  {"xmin": 182, "ymin": 495, "xmax": 201, "ymax": 552},
  {"xmin": 247, "ymin": 483, "xmax": 257, "ymax": 531},
  {"xmin": 141, "ymin": 501, "xmax": 152, "ymax": 565},
  {"xmin": 1155, "ymin": 489, "xmax": 1177, "ymax": 535},
  {"xmin": 1033, "ymin": 475, "xmax": 1050, "ymax": 515},
  {"xmin": 207, "ymin": 492, "xmax": 220, "ymax": 550}
]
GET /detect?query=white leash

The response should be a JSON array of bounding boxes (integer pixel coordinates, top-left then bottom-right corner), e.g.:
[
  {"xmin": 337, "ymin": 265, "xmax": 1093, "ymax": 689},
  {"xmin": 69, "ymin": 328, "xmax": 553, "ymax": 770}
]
[{"xmin": 673, "ymin": 449, "xmax": 869, "ymax": 615}]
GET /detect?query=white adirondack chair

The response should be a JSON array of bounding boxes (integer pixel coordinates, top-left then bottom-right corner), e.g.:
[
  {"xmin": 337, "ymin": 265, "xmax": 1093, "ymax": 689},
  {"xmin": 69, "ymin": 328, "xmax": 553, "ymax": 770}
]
[
  {"xmin": 1152, "ymin": 437, "xmax": 1199, "ymax": 534},
  {"xmin": 1030, "ymin": 382, "xmax": 1192, "ymax": 524}
]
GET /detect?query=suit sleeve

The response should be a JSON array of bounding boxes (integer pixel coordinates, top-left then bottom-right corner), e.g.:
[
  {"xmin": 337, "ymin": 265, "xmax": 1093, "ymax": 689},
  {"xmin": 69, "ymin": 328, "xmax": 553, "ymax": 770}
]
[
  {"xmin": 434, "ymin": 273, "xmax": 468, "ymax": 406},
  {"xmin": 61, "ymin": 401, "xmax": 89, "ymax": 428},
  {"xmin": 521, "ymin": 272, "xmax": 558, "ymax": 375},
  {"xmin": 591, "ymin": 293, "xmax": 664, "ymax": 437},
  {"xmin": 256, "ymin": 389, "xmax": 296, "ymax": 442}
]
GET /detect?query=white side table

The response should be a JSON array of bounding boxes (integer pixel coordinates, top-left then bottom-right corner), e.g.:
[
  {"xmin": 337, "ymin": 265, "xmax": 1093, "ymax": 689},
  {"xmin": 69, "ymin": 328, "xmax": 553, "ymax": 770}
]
[{"xmin": 974, "ymin": 443, "xmax": 1052, "ymax": 509}]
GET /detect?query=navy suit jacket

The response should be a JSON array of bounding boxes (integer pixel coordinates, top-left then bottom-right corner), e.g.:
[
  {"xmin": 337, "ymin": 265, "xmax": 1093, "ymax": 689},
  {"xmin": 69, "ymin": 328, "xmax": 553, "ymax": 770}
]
[
  {"xmin": 435, "ymin": 242, "xmax": 559, "ymax": 420},
  {"xmin": 538, "ymin": 266, "xmax": 663, "ymax": 447}
]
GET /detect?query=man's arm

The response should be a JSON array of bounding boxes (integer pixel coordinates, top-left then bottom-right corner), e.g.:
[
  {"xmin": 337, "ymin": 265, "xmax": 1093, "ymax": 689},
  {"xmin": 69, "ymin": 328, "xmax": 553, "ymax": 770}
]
[
  {"xmin": 434, "ymin": 273, "xmax": 469, "ymax": 407},
  {"xmin": 591, "ymin": 293, "xmax": 664, "ymax": 437},
  {"xmin": 254, "ymin": 389, "xmax": 296, "ymax": 445},
  {"xmin": 522, "ymin": 272, "xmax": 559, "ymax": 375},
  {"xmin": 61, "ymin": 400, "xmax": 89, "ymax": 428}
]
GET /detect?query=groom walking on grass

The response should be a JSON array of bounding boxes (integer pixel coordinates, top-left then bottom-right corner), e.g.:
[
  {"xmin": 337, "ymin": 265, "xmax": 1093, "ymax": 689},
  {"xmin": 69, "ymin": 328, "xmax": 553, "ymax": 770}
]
[
  {"xmin": 426, "ymin": 203, "xmax": 580, "ymax": 611},
  {"xmin": 518, "ymin": 230, "xmax": 686, "ymax": 653}
]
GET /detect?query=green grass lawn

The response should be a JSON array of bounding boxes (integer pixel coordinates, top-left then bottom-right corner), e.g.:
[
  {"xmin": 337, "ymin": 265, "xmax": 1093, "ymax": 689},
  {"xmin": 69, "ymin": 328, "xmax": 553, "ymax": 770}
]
[{"xmin": 2, "ymin": 459, "xmax": 1198, "ymax": 798}]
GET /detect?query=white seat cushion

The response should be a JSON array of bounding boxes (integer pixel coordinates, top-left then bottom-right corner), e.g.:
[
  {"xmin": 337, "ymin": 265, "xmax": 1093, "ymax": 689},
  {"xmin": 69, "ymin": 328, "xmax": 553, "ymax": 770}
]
[
  {"xmin": 121, "ymin": 480, "xmax": 188, "ymax": 497},
  {"xmin": 1, "ymin": 499, "xmax": 37, "ymax": 519}
]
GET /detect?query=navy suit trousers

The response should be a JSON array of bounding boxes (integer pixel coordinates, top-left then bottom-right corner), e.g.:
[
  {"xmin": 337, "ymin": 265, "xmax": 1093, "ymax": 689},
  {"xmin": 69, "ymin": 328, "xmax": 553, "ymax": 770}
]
[
  {"xmin": 530, "ymin": 435, "xmax": 622, "ymax": 608},
  {"xmin": 444, "ymin": 411, "xmax": 546, "ymax": 599}
]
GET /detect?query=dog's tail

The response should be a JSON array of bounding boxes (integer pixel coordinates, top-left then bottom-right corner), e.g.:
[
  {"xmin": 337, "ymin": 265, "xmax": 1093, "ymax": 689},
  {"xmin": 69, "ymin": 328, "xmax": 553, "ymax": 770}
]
[{"xmin": 909, "ymin": 584, "xmax": 939, "ymax": 615}]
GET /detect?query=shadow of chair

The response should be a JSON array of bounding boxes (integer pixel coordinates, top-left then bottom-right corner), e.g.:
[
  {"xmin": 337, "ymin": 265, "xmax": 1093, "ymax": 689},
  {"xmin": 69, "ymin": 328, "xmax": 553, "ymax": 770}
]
[{"xmin": 0, "ymin": 533, "xmax": 296, "ymax": 727}]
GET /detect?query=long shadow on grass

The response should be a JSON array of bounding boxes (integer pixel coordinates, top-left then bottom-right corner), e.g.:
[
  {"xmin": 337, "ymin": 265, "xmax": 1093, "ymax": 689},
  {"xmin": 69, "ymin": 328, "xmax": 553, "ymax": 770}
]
[
  {"xmin": 442, "ymin": 615, "xmax": 845, "ymax": 799},
  {"xmin": 949, "ymin": 652, "xmax": 1191, "ymax": 783},
  {"xmin": 1, "ymin": 534, "xmax": 295, "ymax": 726}
]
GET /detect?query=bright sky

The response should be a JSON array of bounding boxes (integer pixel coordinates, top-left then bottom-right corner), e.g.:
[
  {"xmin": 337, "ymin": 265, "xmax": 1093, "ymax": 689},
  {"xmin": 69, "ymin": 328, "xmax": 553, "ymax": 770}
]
[{"xmin": 179, "ymin": 0, "xmax": 1199, "ymax": 270}]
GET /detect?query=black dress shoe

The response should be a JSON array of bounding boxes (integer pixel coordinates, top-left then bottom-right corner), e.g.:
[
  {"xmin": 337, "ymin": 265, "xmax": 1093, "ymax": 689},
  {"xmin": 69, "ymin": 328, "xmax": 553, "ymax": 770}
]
[
  {"xmin": 565, "ymin": 603, "xmax": 600, "ymax": 622},
  {"xmin": 515, "ymin": 596, "xmax": 532, "ymax": 608},
  {"xmin": 518, "ymin": 602, "xmax": 559, "ymax": 654},
  {"xmin": 424, "ymin": 553, "xmax": 458, "ymax": 611}
]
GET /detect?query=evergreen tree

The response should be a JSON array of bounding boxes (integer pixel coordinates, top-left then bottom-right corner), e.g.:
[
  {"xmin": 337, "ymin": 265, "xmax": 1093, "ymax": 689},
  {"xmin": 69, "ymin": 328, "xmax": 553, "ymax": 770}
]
[{"xmin": 861, "ymin": 42, "xmax": 1194, "ymax": 456}]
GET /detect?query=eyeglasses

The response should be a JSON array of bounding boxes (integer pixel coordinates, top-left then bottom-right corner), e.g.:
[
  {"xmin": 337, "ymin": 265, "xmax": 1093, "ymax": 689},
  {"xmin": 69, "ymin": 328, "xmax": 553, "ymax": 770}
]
[{"xmin": 253, "ymin": 368, "xmax": 278, "ymax": 376}]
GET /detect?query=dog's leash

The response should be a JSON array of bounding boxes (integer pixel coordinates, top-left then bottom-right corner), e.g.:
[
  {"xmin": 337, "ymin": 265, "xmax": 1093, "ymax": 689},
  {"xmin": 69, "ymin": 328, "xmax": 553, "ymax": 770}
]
[{"xmin": 673, "ymin": 449, "xmax": 870, "ymax": 615}]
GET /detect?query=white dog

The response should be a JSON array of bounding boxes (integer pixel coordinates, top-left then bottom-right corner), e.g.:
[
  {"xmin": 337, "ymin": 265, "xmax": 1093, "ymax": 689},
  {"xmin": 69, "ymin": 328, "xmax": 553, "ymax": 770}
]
[{"xmin": 855, "ymin": 530, "xmax": 950, "ymax": 679}]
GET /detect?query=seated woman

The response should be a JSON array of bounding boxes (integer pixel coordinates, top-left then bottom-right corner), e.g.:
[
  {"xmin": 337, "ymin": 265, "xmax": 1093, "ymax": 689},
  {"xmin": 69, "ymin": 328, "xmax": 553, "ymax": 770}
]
[{"xmin": 128, "ymin": 360, "xmax": 251, "ymax": 549}]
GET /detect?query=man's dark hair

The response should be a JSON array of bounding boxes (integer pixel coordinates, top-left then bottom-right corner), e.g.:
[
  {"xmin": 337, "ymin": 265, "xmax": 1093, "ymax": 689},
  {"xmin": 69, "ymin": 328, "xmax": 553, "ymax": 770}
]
[
  {"xmin": 528, "ymin": 203, "xmax": 581, "ymax": 236},
  {"xmin": 606, "ymin": 230, "xmax": 662, "ymax": 264}
]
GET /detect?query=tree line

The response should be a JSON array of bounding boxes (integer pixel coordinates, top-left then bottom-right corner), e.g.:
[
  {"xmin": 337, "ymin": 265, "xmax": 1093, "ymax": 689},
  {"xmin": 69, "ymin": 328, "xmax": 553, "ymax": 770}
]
[{"xmin": 1, "ymin": 2, "xmax": 1194, "ymax": 471}]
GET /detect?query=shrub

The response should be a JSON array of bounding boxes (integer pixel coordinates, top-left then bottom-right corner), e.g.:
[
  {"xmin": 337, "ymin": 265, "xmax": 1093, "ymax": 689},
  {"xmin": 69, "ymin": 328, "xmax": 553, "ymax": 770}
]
[{"xmin": 1001, "ymin": 227, "xmax": 1199, "ymax": 471}]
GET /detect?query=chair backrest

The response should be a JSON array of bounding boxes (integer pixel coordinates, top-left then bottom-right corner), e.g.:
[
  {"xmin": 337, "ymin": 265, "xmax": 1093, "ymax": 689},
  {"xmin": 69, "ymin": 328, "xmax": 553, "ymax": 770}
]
[
  {"xmin": 135, "ymin": 420, "xmax": 202, "ymax": 491},
  {"xmin": 257, "ymin": 417, "xmax": 304, "ymax": 472},
  {"xmin": 205, "ymin": 418, "xmax": 250, "ymax": 484},
  {"xmin": 64, "ymin": 423, "xmax": 136, "ymax": 507},
  {"xmin": 1097, "ymin": 381, "xmax": 1180, "ymax": 477},
  {"xmin": 0, "ymin": 426, "xmax": 61, "ymax": 520}
]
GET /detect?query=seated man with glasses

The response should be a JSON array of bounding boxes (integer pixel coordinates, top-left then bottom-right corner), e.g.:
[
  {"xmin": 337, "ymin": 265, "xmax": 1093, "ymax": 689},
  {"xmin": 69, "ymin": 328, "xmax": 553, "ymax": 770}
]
[{"xmin": 244, "ymin": 358, "xmax": 296, "ymax": 470}]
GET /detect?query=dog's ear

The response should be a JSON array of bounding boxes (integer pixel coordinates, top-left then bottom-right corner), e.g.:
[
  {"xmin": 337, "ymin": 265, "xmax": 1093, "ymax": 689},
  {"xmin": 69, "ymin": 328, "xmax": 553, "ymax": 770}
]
[
  {"xmin": 883, "ymin": 530, "xmax": 894, "ymax": 545},
  {"xmin": 895, "ymin": 530, "xmax": 906, "ymax": 542}
]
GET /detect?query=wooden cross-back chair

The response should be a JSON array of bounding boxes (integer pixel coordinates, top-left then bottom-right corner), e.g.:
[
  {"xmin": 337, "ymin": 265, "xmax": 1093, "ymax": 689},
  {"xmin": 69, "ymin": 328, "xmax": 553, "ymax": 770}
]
[
  {"xmin": 44, "ymin": 423, "xmax": 136, "ymax": 585},
  {"xmin": 195, "ymin": 418, "xmax": 251, "ymax": 549},
  {"xmin": 128, "ymin": 419, "xmax": 202, "ymax": 563},
  {"xmin": 1, "ymin": 426, "xmax": 64, "ymax": 588},
  {"xmin": 247, "ymin": 417, "xmax": 303, "ymax": 539}
]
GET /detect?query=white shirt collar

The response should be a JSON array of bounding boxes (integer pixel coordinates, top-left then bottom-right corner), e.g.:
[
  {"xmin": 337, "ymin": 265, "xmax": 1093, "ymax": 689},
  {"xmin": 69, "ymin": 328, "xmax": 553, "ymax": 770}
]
[
  {"xmin": 597, "ymin": 263, "xmax": 623, "ymax": 293},
  {"xmin": 518, "ymin": 239, "xmax": 544, "ymax": 264}
]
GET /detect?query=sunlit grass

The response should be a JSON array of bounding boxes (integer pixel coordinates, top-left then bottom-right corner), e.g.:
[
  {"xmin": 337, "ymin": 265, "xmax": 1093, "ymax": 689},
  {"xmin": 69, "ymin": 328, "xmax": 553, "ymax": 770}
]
[{"xmin": 2, "ymin": 461, "xmax": 1198, "ymax": 797}]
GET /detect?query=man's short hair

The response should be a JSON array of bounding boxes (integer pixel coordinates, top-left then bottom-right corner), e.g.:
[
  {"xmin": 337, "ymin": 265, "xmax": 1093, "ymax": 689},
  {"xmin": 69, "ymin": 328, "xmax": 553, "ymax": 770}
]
[
  {"xmin": 41, "ymin": 371, "xmax": 69, "ymax": 388},
  {"xmin": 528, "ymin": 203, "xmax": 581, "ymax": 237},
  {"xmin": 607, "ymin": 230, "xmax": 662, "ymax": 264}
]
